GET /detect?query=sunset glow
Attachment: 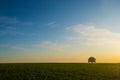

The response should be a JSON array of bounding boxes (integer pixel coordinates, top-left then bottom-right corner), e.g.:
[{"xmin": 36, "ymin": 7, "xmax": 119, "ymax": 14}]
[{"xmin": 0, "ymin": 0, "xmax": 120, "ymax": 63}]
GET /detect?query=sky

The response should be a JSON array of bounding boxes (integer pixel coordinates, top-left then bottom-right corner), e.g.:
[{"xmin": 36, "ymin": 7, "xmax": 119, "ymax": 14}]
[{"xmin": 0, "ymin": 0, "xmax": 120, "ymax": 63}]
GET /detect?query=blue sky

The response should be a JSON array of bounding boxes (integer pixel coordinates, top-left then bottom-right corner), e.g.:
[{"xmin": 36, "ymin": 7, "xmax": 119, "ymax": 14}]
[{"xmin": 1, "ymin": 0, "xmax": 120, "ymax": 63}]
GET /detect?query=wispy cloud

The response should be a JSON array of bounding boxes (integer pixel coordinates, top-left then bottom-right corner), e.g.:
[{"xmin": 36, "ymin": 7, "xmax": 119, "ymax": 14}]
[
  {"xmin": 21, "ymin": 22, "xmax": 33, "ymax": 26},
  {"xmin": 10, "ymin": 45, "xmax": 26, "ymax": 50},
  {"xmin": 0, "ymin": 25, "xmax": 17, "ymax": 35},
  {"xmin": 0, "ymin": 30, "xmax": 25, "ymax": 36},
  {"xmin": 0, "ymin": 16, "xmax": 33, "ymax": 36},
  {"xmin": 47, "ymin": 22, "xmax": 59, "ymax": 27},
  {"xmin": 0, "ymin": 16, "xmax": 19, "ymax": 24},
  {"xmin": 0, "ymin": 44, "xmax": 8, "ymax": 48},
  {"xmin": 7, "ymin": 26, "xmax": 16, "ymax": 30},
  {"xmin": 0, "ymin": 16, "xmax": 33, "ymax": 26},
  {"xmin": 67, "ymin": 24, "xmax": 120, "ymax": 46},
  {"xmin": 34, "ymin": 41, "xmax": 69, "ymax": 51},
  {"xmin": 0, "ymin": 43, "xmax": 27, "ymax": 51},
  {"xmin": 0, "ymin": 31, "xmax": 6, "ymax": 35},
  {"xmin": 47, "ymin": 22, "xmax": 55, "ymax": 26}
]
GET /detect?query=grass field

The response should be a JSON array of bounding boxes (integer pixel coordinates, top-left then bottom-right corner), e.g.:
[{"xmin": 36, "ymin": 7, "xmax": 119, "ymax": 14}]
[{"xmin": 0, "ymin": 63, "xmax": 120, "ymax": 80}]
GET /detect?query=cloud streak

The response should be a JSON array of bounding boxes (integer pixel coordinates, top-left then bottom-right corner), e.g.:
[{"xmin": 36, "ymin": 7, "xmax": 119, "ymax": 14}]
[
  {"xmin": 47, "ymin": 22, "xmax": 59, "ymax": 27},
  {"xmin": 0, "ymin": 16, "xmax": 33, "ymax": 26},
  {"xmin": 67, "ymin": 24, "xmax": 120, "ymax": 46},
  {"xmin": 0, "ymin": 44, "xmax": 8, "ymax": 48},
  {"xmin": 11, "ymin": 46, "xmax": 26, "ymax": 50},
  {"xmin": 33, "ymin": 41, "xmax": 69, "ymax": 51},
  {"xmin": 0, "ymin": 16, "xmax": 19, "ymax": 24},
  {"xmin": 0, "ymin": 16, "xmax": 33, "ymax": 36}
]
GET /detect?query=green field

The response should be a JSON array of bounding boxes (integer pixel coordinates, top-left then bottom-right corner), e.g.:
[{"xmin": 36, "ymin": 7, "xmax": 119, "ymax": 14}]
[{"xmin": 0, "ymin": 63, "xmax": 120, "ymax": 80}]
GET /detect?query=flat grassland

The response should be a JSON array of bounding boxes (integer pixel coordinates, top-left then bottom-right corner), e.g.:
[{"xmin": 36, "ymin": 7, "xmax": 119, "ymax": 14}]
[{"xmin": 0, "ymin": 63, "xmax": 120, "ymax": 80}]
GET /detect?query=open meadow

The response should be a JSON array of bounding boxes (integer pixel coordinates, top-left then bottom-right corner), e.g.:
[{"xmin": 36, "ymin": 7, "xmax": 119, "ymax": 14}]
[{"xmin": 0, "ymin": 63, "xmax": 120, "ymax": 80}]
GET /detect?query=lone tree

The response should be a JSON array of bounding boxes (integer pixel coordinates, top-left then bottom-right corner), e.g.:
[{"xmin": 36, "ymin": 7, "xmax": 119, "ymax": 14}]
[{"xmin": 88, "ymin": 57, "xmax": 96, "ymax": 63}]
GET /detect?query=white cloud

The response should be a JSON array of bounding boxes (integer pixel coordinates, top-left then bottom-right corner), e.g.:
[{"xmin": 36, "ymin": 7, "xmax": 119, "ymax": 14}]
[
  {"xmin": 0, "ymin": 16, "xmax": 19, "ymax": 24},
  {"xmin": 47, "ymin": 22, "xmax": 55, "ymax": 26},
  {"xmin": 47, "ymin": 22, "xmax": 59, "ymax": 27},
  {"xmin": 34, "ymin": 41, "xmax": 69, "ymax": 51},
  {"xmin": 0, "ymin": 25, "xmax": 25, "ymax": 36},
  {"xmin": 0, "ymin": 30, "xmax": 24, "ymax": 36},
  {"xmin": 0, "ymin": 16, "xmax": 36, "ymax": 37},
  {"xmin": 11, "ymin": 46, "xmax": 25, "ymax": 50},
  {"xmin": 0, "ymin": 44, "xmax": 8, "ymax": 47},
  {"xmin": 0, "ymin": 31, "xmax": 6, "ymax": 35},
  {"xmin": 7, "ymin": 26, "xmax": 16, "ymax": 30},
  {"xmin": 0, "ymin": 26, "xmax": 17, "ymax": 35},
  {"xmin": 0, "ymin": 16, "xmax": 33, "ymax": 26},
  {"xmin": 21, "ymin": 22, "xmax": 33, "ymax": 26},
  {"xmin": 67, "ymin": 24, "xmax": 120, "ymax": 46},
  {"xmin": 0, "ymin": 44, "xmax": 28, "ymax": 51}
]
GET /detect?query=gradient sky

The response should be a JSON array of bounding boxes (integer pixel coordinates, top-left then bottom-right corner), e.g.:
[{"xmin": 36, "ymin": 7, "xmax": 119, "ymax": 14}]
[{"xmin": 0, "ymin": 0, "xmax": 120, "ymax": 63}]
